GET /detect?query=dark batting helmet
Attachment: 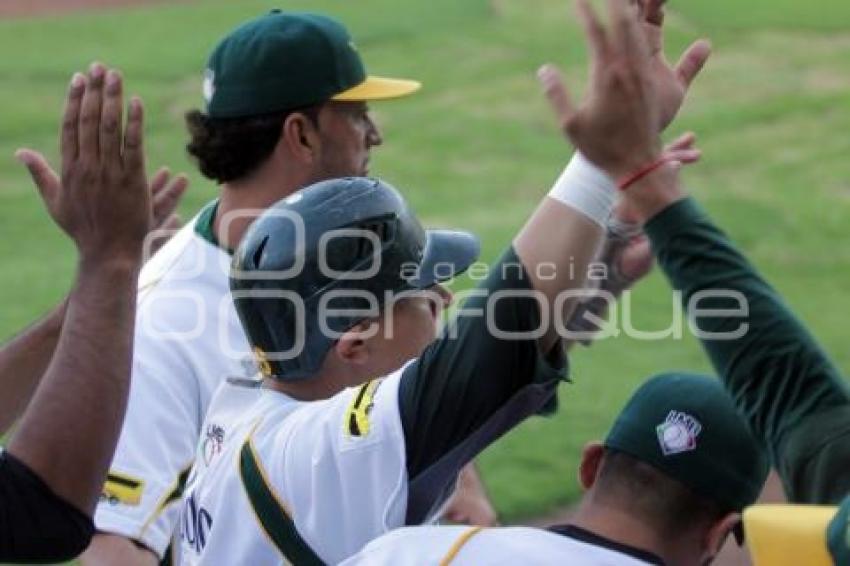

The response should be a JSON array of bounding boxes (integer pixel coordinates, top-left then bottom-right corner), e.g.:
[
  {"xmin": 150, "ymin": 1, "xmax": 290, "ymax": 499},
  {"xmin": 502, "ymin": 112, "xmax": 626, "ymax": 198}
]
[{"xmin": 230, "ymin": 177, "xmax": 480, "ymax": 380}]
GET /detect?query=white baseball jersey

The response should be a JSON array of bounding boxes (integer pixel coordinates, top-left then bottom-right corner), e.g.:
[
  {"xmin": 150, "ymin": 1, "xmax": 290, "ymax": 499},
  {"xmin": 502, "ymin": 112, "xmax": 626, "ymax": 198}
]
[
  {"xmin": 173, "ymin": 243, "xmax": 568, "ymax": 565},
  {"xmin": 94, "ymin": 203, "xmax": 257, "ymax": 559},
  {"xmin": 178, "ymin": 368, "xmax": 419, "ymax": 565},
  {"xmin": 341, "ymin": 525, "xmax": 656, "ymax": 566}
]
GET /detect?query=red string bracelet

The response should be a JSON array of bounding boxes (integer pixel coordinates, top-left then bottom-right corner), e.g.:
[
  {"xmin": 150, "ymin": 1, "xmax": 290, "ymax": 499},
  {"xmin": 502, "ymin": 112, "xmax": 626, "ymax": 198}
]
[{"xmin": 617, "ymin": 155, "xmax": 674, "ymax": 191}]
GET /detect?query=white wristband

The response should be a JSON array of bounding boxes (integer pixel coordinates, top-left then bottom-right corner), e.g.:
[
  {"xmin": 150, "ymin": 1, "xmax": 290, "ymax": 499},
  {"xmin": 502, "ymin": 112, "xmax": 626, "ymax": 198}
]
[{"xmin": 547, "ymin": 152, "xmax": 617, "ymax": 227}]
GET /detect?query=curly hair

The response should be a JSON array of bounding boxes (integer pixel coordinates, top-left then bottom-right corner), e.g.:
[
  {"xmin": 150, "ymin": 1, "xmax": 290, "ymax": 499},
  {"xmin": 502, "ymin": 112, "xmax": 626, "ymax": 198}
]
[{"xmin": 185, "ymin": 107, "xmax": 320, "ymax": 184}]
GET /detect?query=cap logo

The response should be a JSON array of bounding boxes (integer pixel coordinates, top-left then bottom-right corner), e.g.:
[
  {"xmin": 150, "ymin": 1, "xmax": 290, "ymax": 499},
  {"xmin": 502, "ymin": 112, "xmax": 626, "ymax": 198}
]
[
  {"xmin": 657, "ymin": 410, "xmax": 702, "ymax": 456},
  {"xmin": 203, "ymin": 69, "xmax": 216, "ymax": 105},
  {"xmin": 348, "ymin": 40, "xmax": 358, "ymax": 52}
]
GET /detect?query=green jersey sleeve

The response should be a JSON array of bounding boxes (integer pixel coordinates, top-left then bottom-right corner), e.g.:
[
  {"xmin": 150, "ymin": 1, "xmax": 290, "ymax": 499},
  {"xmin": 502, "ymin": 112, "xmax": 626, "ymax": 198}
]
[
  {"xmin": 398, "ymin": 246, "xmax": 568, "ymax": 523},
  {"xmin": 645, "ymin": 198, "xmax": 850, "ymax": 504}
]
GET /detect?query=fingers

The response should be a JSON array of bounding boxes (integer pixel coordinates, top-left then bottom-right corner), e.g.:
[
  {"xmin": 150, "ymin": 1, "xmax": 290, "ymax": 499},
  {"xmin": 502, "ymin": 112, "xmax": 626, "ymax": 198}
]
[
  {"xmin": 100, "ymin": 69, "xmax": 124, "ymax": 163},
  {"xmin": 665, "ymin": 132, "xmax": 697, "ymax": 152},
  {"xmin": 149, "ymin": 167, "xmax": 170, "ymax": 197},
  {"xmin": 676, "ymin": 39, "xmax": 712, "ymax": 88},
  {"xmin": 643, "ymin": 0, "xmax": 665, "ymax": 26},
  {"xmin": 152, "ymin": 173, "xmax": 189, "ymax": 227},
  {"xmin": 537, "ymin": 64, "xmax": 576, "ymax": 132},
  {"xmin": 123, "ymin": 97, "xmax": 146, "ymax": 173},
  {"xmin": 577, "ymin": 0, "xmax": 610, "ymax": 62},
  {"xmin": 618, "ymin": 236, "xmax": 654, "ymax": 279},
  {"xmin": 667, "ymin": 148, "xmax": 701, "ymax": 164},
  {"xmin": 15, "ymin": 149, "xmax": 60, "ymax": 203},
  {"xmin": 664, "ymin": 132, "xmax": 701, "ymax": 164},
  {"xmin": 610, "ymin": 0, "xmax": 647, "ymax": 59},
  {"xmin": 60, "ymin": 73, "xmax": 85, "ymax": 169},
  {"xmin": 158, "ymin": 213, "xmax": 182, "ymax": 233},
  {"xmin": 78, "ymin": 63, "xmax": 106, "ymax": 159}
]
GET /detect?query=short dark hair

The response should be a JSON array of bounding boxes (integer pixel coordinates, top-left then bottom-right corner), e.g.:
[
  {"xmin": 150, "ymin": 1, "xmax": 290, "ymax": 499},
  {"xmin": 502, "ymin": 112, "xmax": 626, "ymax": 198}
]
[
  {"xmin": 185, "ymin": 106, "xmax": 320, "ymax": 184},
  {"xmin": 594, "ymin": 449, "xmax": 730, "ymax": 538}
]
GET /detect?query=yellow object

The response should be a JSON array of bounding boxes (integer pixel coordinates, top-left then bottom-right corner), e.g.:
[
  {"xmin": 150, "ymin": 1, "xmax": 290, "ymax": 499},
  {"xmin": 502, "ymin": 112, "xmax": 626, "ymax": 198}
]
[
  {"xmin": 333, "ymin": 76, "xmax": 422, "ymax": 101},
  {"xmin": 253, "ymin": 347, "xmax": 272, "ymax": 377},
  {"xmin": 440, "ymin": 526, "xmax": 485, "ymax": 566},
  {"xmin": 102, "ymin": 472, "xmax": 145, "ymax": 506},
  {"xmin": 345, "ymin": 380, "xmax": 379, "ymax": 437},
  {"xmin": 744, "ymin": 504, "xmax": 838, "ymax": 566}
]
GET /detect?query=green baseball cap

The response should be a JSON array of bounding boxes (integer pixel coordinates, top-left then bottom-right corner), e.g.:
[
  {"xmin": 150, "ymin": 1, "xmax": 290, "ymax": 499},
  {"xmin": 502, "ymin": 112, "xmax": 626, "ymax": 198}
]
[
  {"xmin": 604, "ymin": 372, "xmax": 769, "ymax": 512},
  {"xmin": 744, "ymin": 495, "xmax": 850, "ymax": 565},
  {"xmin": 203, "ymin": 10, "xmax": 421, "ymax": 118}
]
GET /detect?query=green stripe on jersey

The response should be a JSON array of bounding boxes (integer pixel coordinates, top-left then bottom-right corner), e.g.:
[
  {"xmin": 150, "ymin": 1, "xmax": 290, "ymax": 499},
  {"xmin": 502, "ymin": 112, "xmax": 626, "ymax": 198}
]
[{"xmin": 239, "ymin": 439, "xmax": 325, "ymax": 566}]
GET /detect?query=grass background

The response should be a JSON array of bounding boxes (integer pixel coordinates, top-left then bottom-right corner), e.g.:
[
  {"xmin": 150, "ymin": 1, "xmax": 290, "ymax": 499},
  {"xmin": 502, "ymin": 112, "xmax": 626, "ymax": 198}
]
[{"xmin": 1, "ymin": 0, "xmax": 850, "ymax": 533}]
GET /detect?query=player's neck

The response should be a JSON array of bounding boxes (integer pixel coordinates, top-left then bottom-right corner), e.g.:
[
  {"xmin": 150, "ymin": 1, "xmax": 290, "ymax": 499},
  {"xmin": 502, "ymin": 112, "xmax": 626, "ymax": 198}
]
[
  {"xmin": 263, "ymin": 373, "xmax": 352, "ymax": 402},
  {"xmin": 570, "ymin": 498, "xmax": 681, "ymax": 564},
  {"xmin": 215, "ymin": 163, "xmax": 310, "ymax": 251}
]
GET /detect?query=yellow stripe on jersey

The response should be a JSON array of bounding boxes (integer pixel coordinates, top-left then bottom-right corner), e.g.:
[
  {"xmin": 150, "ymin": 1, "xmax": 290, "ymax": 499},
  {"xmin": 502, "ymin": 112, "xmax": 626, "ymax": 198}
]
[
  {"xmin": 140, "ymin": 464, "xmax": 192, "ymax": 536},
  {"xmin": 102, "ymin": 472, "xmax": 145, "ymax": 506},
  {"xmin": 344, "ymin": 380, "xmax": 379, "ymax": 438},
  {"xmin": 440, "ymin": 526, "xmax": 485, "ymax": 566}
]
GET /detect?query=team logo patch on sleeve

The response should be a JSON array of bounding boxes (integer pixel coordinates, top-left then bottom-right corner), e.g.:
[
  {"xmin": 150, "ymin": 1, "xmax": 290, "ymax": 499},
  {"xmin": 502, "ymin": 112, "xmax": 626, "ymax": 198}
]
[
  {"xmin": 101, "ymin": 472, "xmax": 145, "ymax": 506},
  {"xmin": 345, "ymin": 380, "xmax": 380, "ymax": 438}
]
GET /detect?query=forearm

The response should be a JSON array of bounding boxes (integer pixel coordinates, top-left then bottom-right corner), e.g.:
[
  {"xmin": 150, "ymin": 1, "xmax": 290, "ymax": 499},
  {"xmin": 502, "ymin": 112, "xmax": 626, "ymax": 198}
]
[
  {"xmin": 7, "ymin": 257, "xmax": 140, "ymax": 515},
  {"xmin": 80, "ymin": 533, "xmax": 159, "ymax": 566},
  {"xmin": 0, "ymin": 299, "xmax": 67, "ymax": 433},
  {"xmin": 645, "ymin": 198, "xmax": 850, "ymax": 458},
  {"xmin": 513, "ymin": 153, "xmax": 619, "ymax": 351},
  {"xmin": 514, "ymin": 198, "xmax": 605, "ymax": 351}
]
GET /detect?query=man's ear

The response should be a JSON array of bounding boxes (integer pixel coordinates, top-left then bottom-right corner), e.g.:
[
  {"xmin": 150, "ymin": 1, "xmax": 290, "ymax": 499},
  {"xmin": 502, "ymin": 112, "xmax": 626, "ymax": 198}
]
[
  {"xmin": 281, "ymin": 111, "xmax": 320, "ymax": 164},
  {"xmin": 702, "ymin": 512, "xmax": 741, "ymax": 561},
  {"xmin": 578, "ymin": 442, "xmax": 605, "ymax": 490},
  {"xmin": 334, "ymin": 320, "xmax": 377, "ymax": 366}
]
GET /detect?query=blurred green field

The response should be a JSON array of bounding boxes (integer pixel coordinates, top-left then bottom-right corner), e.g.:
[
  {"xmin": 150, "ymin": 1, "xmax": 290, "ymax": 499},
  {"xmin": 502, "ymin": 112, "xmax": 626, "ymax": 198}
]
[{"xmin": 2, "ymin": 0, "xmax": 850, "ymax": 529}]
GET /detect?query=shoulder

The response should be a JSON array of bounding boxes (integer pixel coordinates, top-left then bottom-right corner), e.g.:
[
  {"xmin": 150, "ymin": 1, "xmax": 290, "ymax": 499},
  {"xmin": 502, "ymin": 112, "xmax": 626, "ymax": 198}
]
[
  {"xmin": 246, "ymin": 372, "xmax": 409, "ymax": 486},
  {"xmin": 133, "ymin": 211, "xmax": 244, "ymax": 362},
  {"xmin": 291, "ymin": 370, "xmax": 407, "ymax": 448},
  {"xmin": 340, "ymin": 526, "xmax": 473, "ymax": 566},
  {"xmin": 138, "ymin": 210, "xmax": 232, "ymax": 303}
]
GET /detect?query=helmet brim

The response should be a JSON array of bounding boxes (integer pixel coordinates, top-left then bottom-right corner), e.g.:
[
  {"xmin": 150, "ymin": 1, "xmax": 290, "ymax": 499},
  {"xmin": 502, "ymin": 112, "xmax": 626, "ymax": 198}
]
[{"xmin": 407, "ymin": 229, "xmax": 480, "ymax": 289}]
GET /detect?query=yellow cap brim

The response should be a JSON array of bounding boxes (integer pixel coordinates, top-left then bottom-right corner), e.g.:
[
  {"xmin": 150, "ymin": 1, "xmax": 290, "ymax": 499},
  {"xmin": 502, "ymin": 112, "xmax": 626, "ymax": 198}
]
[
  {"xmin": 332, "ymin": 75, "xmax": 421, "ymax": 101},
  {"xmin": 744, "ymin": 505, "xmax": 838, "ymax": 566}
]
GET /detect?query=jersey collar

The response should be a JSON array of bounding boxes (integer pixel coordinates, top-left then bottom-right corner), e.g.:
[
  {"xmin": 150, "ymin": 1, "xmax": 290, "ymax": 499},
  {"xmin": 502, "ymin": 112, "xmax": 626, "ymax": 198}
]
[{"xmin": 548, "ymin": 524, "xmax": 665, "ymax": 565}]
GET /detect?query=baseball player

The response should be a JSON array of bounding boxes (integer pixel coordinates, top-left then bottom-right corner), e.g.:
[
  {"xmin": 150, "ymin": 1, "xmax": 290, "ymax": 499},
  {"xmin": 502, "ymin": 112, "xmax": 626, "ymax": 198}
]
[
  {"xmin": 79, "ymin": 11, "xmax": 499, "ymax": 565},
  {"xmin": 175, "ymin": 0, "xmax": 712, "ymax": 562},
  {"xmin": 0, "ymin": 65, "xmax": 152, "ymax": 561},
  {"xmin": 178, "ymin": 171, "xmax": 569, "ymax": 566},
  {"xmin": 342, "ymin": 373, "xmax": 768, "ymax": 566}
]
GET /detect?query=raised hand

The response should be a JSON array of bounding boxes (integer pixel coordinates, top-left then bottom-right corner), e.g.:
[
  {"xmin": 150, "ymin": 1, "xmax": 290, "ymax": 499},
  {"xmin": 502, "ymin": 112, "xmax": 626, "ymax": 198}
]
[
  {"xmin": 16, "ymin": 99, "xmax": 188, "ymax": 258},
  {"xmin": 538, "ymin": 0, "xmax": 662, "ymax": 179},
  {"xmin": 146, "ymin": 167, "xmax": 189, "ymax": 255},
  {"xmin": 16, "ymin": 63, "xmax": 150, "ymax": 264},
  {"xmin": 150, "ymin": 167, "xmax": 188, "ymax": 234}
]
